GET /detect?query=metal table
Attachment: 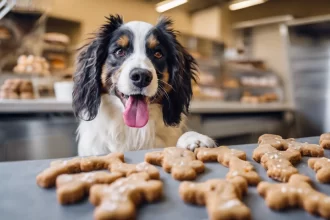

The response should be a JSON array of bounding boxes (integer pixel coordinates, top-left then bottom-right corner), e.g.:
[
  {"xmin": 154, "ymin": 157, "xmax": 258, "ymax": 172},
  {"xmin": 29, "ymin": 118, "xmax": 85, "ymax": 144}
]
[{"xmin": 0, "ymin": 136, "xmax": 328, "ymax": 220}]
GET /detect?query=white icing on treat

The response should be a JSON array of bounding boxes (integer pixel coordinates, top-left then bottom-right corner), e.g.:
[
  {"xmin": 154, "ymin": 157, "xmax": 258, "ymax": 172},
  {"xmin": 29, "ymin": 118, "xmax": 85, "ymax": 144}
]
[
  {"xmin": 136, "ymin": 162, "xmax": 149, "ymax": 171},
  {"xmin": 80, "ymin": 173, "xmax": 95, "ymax": 182},
  {"xmin": 219, "ymin": 200, "xmax": 241, "ymax": 210},
  {"xmin": 60, "ymin": 174, "xmax": 73, "ymax": 182},
  {"xmin": 101, "ymin": 201, "xmax": 118, "ymax": 211},
  {"xmin": 281, "ymin": 187, "xmax": 287, "ymax": 193}
]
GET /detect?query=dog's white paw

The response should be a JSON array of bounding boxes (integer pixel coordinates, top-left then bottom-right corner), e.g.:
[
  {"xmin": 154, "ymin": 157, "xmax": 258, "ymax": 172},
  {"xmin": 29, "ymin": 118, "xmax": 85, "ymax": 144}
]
[{"xmin": 176, "ymin": 131, "xmax": 216, "ymax": 151}]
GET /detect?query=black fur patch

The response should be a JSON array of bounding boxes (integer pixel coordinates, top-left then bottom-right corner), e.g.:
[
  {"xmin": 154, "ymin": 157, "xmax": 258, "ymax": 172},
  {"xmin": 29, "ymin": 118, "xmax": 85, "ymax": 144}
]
[
  {"xmin": 151, "ymin": 17, "xmax": 198, "ymax": 126},
  {"xmin": 72, "ymin": 15, "xmax": 123, "ymax": 121}
]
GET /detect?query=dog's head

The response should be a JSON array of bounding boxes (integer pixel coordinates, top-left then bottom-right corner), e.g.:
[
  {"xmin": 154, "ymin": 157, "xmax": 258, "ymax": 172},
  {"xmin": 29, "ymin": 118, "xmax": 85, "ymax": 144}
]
[{"xmin": 73, "ymin": 15, "xmax": 197, "ymax": 128}]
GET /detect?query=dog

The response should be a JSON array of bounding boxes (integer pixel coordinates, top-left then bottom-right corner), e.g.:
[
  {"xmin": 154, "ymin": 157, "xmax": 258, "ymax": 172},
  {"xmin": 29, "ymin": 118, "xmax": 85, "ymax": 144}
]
[{"xmin": 72, "ymin": 15, "xmax": 216, "ymax": 156}]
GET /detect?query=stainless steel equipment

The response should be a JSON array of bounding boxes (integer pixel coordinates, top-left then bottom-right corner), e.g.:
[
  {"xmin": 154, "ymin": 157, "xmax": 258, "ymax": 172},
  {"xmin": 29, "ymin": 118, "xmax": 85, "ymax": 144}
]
[{"xmin": 286, "ymin": 15, "xmax": 330, "ymax": 136}]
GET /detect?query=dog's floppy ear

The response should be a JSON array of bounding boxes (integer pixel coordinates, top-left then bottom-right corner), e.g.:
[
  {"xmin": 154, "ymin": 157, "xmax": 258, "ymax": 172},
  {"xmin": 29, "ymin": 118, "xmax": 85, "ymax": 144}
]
[
  {"xmin": 73, "ymin": 15, "xmax": 123, "ymax": 121},
  {"xmin": 156, "ymin": 17, "xmax": 198, "ymax": 126}
]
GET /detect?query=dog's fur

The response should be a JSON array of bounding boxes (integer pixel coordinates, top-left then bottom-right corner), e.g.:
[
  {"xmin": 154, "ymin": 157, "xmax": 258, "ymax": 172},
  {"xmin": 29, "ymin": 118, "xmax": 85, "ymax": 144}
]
[{"xmin": 73, "ymin": 15, "xmax": 215, "ymax": 156}]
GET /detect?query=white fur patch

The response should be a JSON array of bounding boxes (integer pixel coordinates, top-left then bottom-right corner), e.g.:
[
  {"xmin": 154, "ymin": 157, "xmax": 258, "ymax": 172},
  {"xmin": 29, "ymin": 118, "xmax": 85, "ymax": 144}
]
[
  {"xmin": 117, "ymin": 21, "xmax": 158, "ymax": 97},
  {"xmin": 77, "ymin": 95, "xmax": 184, "ymax": 156},
  {"xmin": 176, "ymin": 131, "xmax": 217, "ymax": 151}
]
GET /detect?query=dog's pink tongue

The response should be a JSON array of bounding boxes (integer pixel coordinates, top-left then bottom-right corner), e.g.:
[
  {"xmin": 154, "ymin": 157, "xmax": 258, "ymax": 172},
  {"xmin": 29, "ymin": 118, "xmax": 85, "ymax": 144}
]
[{"xmin": 123, "ymin": 96, "xmax": 149, "ymax": 128}]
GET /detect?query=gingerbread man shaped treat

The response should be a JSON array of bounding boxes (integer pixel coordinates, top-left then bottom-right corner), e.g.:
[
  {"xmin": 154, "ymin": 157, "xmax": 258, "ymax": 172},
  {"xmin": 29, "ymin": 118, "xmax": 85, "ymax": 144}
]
[
  {"xmin": 195, "ymin": 146, "xmax": 260, "ymax": 185},
  {"xmin": 145, "ymin": 147, "xmax": 204, "ymax": 180},
  {"xmin": 320, "ymin": 133, "xmax": 330, "ymax": 149},
  {"xmin": 195, "ymin": 146, "xmax": 246, "ymax": 166},
  {"xmin": 90, "ymin": 173, "xmax": 163, "ymax": 220},
  {"xmin": 56, "ymin": 171, "xmax": 123, "ymax": 204},
  {"xmin": 308, "ymin": 157, "xmax": 330, "ymax": 183},
  {"xmin": 258, "ymin": 134, "xmax": 324, "ymax": 157},
  {"xmin": 179, "ymin": 176, "xmax": 251, "ymax": 220},
  {"xmin": 36, "ymin": 153, "xmax": 124, "ymax": 188},
  {"xmin": 109, "ymin": 161, "xmax": 160, "ymax": 180},
  {"xmin": 253, "ymin": 144, "xmax": 301, "ymax": 182},
  {"xmin": 37, "ymin": 152, "xmax": 160, "ymax": 188},
  {"xmin": 258, "ymin": 174, "xmax": 330, "ymax": 219}
]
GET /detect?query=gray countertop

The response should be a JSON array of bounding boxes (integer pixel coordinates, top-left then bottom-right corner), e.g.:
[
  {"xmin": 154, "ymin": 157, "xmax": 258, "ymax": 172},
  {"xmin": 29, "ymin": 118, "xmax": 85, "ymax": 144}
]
[
  {"xmin": 0, "ymin": 99, "xmax": 293, "ymax": 114},
  {"xmin": 0, "ymin": 136, "xmax": 328, "ymax": 220}
]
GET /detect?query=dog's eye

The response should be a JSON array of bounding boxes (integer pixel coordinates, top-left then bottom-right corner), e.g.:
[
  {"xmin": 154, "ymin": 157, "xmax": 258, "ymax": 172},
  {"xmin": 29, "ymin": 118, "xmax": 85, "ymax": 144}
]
[
  {"xmin": 154, "ymin": 51, "xmax": 163, "ymax": 59},
  {"xmin": 115, "ymin": 48, "xmax": 126, "ymax": 57}
]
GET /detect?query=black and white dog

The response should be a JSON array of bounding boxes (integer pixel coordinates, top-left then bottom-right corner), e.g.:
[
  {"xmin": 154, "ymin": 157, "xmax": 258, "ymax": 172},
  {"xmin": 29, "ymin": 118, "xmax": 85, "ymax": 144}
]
[{"xmin": 73, "ymin": 15, "xmax": 215, "ymax": 156}]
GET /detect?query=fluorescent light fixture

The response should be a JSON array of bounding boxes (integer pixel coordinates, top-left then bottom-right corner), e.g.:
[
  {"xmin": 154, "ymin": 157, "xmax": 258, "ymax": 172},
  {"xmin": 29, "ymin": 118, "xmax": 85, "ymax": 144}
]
[
  {"xmin": 229, "ymin": 0, "xmax": 268, "ymax": 11},
  {"xmin": 156, "ymin": 0, "xmax": 188, "ymax": 13}
]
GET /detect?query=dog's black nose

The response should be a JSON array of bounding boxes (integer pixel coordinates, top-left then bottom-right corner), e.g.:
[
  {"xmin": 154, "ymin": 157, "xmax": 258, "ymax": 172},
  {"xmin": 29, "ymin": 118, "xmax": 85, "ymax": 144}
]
[{"xmin": 129, "ymin": 68, "xmax": 153, "ymax": 88}]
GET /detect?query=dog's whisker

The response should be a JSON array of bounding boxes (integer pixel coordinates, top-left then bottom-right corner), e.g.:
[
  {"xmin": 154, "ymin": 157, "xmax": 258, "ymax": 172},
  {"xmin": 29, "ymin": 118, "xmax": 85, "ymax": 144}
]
[{"xmin": 158, "ymin": 79, "xmax": 175, "ymax": 92}]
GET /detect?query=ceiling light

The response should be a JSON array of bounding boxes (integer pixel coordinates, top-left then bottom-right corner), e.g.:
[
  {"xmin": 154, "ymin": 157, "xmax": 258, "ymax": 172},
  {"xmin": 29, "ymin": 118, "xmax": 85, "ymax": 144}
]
[
  {"xmin": 229, "ymin": 0, "xmax": 268, "ymax": 11},
  {"xmin": 156, "ymin": 0, "xmax": 188, "ymax": 13}
]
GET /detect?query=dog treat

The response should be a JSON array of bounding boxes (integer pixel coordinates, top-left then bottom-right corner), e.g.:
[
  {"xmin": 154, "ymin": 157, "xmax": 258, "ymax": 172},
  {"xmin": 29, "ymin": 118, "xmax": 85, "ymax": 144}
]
[
  {"xmin": 195, "ymin": 146, "xmax": 246, "ymax": 166},
  {"xmin": 110, "ymin": 161, "xmax": 160, "ymax": 179},
  {"xmin": 179, "ymin": 176, "xmax": 251, "ymax": 220},
  {"xmin": 37, "ymin": 158, "xmax": 83, "ymax": 188},
  {"xmin": 258, "ymin": 174, "xmax": 330, "ymax": 219},
  {"xmin": 258, "ymin": 134, "xmax": 324, "ymax": 157},
  {"xmin": 37, "ymin": 153, "xmax": 124, "ymax": 188},
  {"xmin": 285, "ymin": 139, "xmax": 324, "ymax": 157},
  {"xmin": 258, "ymin": 134, "xmax": 287, "ymax": 150},
  {"xmin": 195, "ymin": 146, "xmax": 260, "ymax": 185},
  {"xmin": 320, "ymin": 133, "xmax": 330, "ymax": 149},
  {"xmin": 145, "ymin": 147, "xmax": 204, "ymax": 180},
  {"xmin": 253, "ymin": 144, "xmax": 301, "ymax": 182},
  {"xmin": 90, "ymin": 172, "xmax": 163, "ymax": 220},
  {"xmin": 308, "ymin": 157, "xmax": 330, "ymax": 183},
  {"xmin": 80, "ymin": 152, "xmax": 124, "ymax": 171},
  {"xmin": 56, "ymin": 171, "xmax": 123, "ymax": 204},
  {"xmin": 226, "ymin": 157, "xmax": 261, "ymax": 185}
]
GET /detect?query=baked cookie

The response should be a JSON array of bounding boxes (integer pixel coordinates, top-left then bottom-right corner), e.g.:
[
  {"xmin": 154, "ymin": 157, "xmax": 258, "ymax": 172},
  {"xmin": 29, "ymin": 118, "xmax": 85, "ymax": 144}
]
[
  {"xmin": 90, "ymin": 172, "xmax": 163, "ymax": 220},
  {"xmin": 56, "ymin": 171, "xmax": 123, "ymax": 204},
  {"xmin": 308, "ymin": 157, "xmax": 330, "ymax": 183},
  {"xmin": 37, "ymin": 153, "xmax": 124, "ymax": 188},
  {"xmin": 195, "ymin": 146, "xmax": 246, "ymax": 166},
  {"xmin": 258, "ymin": 134, "xmax": 324, "ymax": 157},
  {"xmin": 258, "ymin": 174, "xmax": 330, "ymax": 219},
  {"xmin": 145, "ymin": 147, "xmax": 204, "ymax": 180},
  {"xmin": 320, "ymin": 133, "xmax": 330, "ymax": 149},
  {"xmin": 179, "ymin": 176, "xmax": 251, "ymax": 220},
  {"xmin": 253, "ymin": 144, "xmax": 301, "ymax": 182},
  {"xmin": 195, "ymin": 146, "xmax": 260, "ymax": 185}
]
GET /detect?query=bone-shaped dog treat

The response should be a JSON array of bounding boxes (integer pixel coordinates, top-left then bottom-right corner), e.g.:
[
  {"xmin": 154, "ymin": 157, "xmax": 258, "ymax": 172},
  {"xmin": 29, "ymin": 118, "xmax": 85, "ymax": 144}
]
[
  {"xmin": 90, "ymin": 172, "xmax": 163, "ymax": 220},
  {"xmin": 195, "ymin": 146, "xmax": 246, "ymax": 166},
  {"xmin": 308, "ymin": 157, "xmax": 330, "ymax": 183},
  {"xmin": 320, "ymin": 133, "xmax": 330, "ymax": 149},
  {"xmin": 195, "ymin": 146, "xmax": 260, "ymax": 185},
  {"xmin": 258, "ymin": 134, "xmax": 324, "ymax": 157},
  {"xmin": 258, "ymin": 174, "xmax": 330, "ymax": 219},
  {"xmin": 179, "ymin": 176, "xmax": 251, "ymax": 220},
  {"xmin": 36, "ymin": 153, "xmax": 124, "ymax": 188},
  {"xmin": 110, "ymin": 161, "xmax": 160, "ymax": 179},
  {"xmin": 253, "ymin": 144, "xmax": 301, "ymax": 182},
  {"xmin": 56, "ymin": 171, "xmax": 123, "ymax": 204},
  {"xmin": 145, "ymin": 147, "xmax": 204, "ymax": 180}
]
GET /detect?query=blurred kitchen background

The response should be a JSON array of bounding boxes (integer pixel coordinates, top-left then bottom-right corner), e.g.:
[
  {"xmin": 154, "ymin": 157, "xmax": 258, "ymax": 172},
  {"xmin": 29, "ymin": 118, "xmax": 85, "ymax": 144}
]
[{"xmin": 0, "ymin": 0, "xmax": 329, "ymax": 161}]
